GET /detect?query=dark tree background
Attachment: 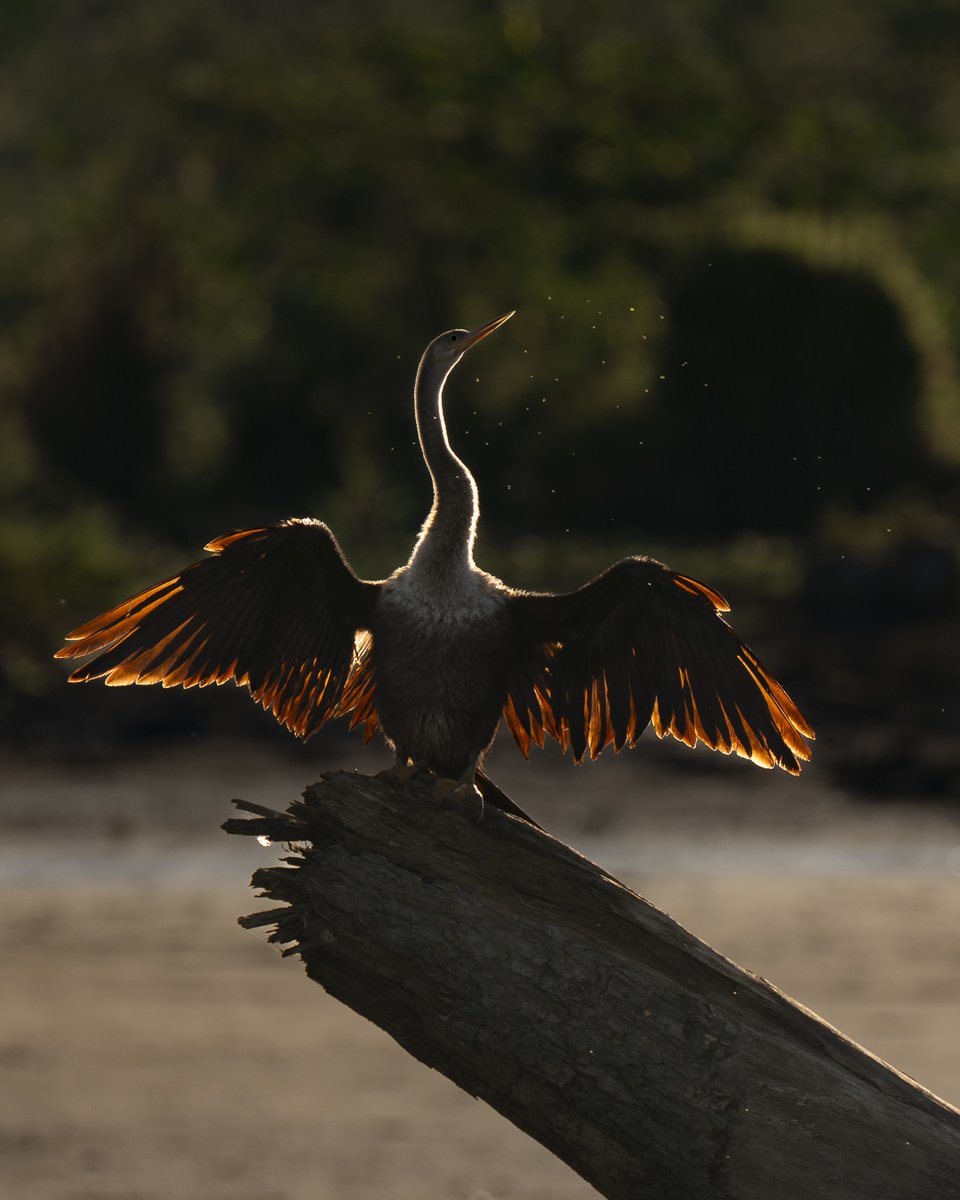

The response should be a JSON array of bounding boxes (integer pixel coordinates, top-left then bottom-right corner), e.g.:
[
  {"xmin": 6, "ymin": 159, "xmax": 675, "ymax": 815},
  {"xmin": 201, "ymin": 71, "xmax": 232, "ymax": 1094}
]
[{"xmin": 5, "ymin": 1, "xmax": 960, "ymax": 785}]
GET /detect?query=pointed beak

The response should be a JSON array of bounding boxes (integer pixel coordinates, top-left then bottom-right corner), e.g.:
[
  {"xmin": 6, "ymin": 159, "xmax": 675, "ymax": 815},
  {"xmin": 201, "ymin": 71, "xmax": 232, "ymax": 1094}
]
[{"xmin": 459, "ymin": 310, "xmax": 515, "ymax": 351}]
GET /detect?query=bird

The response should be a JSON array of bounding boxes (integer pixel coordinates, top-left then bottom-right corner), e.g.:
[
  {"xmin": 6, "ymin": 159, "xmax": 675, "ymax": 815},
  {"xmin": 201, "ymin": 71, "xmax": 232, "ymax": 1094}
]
[{"xmin": 56, "ymin": 312, "xmax": 813, "ymax": 823}]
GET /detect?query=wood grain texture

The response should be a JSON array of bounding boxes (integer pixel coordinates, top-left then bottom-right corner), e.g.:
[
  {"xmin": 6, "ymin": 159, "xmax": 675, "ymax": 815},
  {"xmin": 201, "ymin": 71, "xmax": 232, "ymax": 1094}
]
[{"xmin": 225, "ymin": 772, "xmax": 960, "ymax": 1200}]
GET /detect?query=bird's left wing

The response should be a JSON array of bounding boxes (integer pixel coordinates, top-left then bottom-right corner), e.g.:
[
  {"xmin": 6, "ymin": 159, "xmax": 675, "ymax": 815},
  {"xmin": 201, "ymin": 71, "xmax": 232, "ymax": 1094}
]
[
  {"xmin": 56, "ymin": 518, "xmax": 381, "ymax": 739},
  {"xmin": 504, "ymin": 556, "xmax": 814, "ymax": 773}
]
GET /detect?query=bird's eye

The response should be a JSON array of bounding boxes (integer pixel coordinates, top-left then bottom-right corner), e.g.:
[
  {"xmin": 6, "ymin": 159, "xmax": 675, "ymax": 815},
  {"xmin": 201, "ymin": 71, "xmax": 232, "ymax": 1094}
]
[{"xmin": 449, "ymin": 333, "xmax": 458, "ymax": 343}]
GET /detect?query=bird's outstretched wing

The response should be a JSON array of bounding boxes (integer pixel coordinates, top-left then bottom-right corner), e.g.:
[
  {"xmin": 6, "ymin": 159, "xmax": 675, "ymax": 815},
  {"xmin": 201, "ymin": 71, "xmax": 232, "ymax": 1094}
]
[
  {"xmin": 504, "ymin": 557, "xmax": 814, "ymax": 773},
  {"xmin": 56, "ymin": 519, "xmax": 381, "ymax": 739}
]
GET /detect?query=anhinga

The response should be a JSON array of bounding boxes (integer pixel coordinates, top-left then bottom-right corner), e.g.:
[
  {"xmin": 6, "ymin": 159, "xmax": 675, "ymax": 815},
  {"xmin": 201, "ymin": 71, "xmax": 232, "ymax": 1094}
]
[{"xmin": 57, "ymin": 312, "xmax": 813, "ymax": 821}]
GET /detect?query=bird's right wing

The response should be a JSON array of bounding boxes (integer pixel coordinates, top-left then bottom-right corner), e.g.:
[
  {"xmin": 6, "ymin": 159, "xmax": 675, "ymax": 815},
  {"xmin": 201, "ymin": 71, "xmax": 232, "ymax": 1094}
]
[{"xmin": 56, "ymin": 518, "xmax": 381, "ymax": 739}]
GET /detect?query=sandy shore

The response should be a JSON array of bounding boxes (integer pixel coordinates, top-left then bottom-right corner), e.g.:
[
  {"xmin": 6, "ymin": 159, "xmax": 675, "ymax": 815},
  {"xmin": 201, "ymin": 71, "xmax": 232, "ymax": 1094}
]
[{"xmin": 2, "ymin": 740, "xmax": 959, "ymax": 1198}]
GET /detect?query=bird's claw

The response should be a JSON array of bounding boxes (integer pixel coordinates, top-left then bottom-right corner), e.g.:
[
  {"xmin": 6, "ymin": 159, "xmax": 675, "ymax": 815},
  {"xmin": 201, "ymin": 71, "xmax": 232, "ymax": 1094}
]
[
  {"xmin": 433, "ymin": 777, "xmax": 485, "ymax": 825},
  {"xmin": 378, "ymin": 762, "xmax": 485, "ymax": 824},
  {"xmin": 376, "ymin": 761, "xmax": 424, "ymax": 786}
]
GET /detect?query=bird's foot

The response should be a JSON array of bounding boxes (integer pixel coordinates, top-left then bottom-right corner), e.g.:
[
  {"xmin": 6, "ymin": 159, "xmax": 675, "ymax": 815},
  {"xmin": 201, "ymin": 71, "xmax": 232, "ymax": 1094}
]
[
  {"xmin": 376, "ymin": 761, "xmax": 425, "ymax": 786},
  {"xmin": 378, "ymin": 761, "xmax": 486, "ymax": 824},
  {"xmin": 432, "ymin": 776, "xmax": 485, "ymax": 825}
]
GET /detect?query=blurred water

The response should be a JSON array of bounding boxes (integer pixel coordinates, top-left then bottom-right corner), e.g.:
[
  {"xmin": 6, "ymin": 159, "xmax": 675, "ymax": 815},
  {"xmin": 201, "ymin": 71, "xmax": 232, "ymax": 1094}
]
[
  {"xmin": 4, "ymin": 747, "xmax": 960, "ymax": 886},
  {"xmin": 3, "ymin": 829, "xmax": 960, "ymax": 887},
  {"xmin": 0, "ymin": 837, "xmax": 270, "ymax": 887},
  {"xmin": 588, "ymin": 835, "xmax": 960, "ymax": 878}
]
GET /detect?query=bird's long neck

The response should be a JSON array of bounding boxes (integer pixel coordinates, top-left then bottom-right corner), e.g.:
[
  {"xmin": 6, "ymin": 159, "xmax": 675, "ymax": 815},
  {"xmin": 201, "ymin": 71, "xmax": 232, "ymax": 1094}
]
[{"xmin": 408, "ymin": 353, "xmax": 479, "ymax": 576}]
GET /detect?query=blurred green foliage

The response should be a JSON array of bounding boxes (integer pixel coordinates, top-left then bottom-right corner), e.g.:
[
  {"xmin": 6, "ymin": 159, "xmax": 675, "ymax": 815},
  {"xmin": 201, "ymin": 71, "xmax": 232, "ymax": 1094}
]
[{"xmin": 4, "ymin": 0, "xmax": 960, "ymax": 714}]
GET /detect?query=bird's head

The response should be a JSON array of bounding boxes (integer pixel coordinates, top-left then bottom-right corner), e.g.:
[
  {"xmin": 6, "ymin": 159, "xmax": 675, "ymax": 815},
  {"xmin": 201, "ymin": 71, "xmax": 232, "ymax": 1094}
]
[{"xmin": 422, "ymin": 311, "xmax": 515, "ymax": 371}]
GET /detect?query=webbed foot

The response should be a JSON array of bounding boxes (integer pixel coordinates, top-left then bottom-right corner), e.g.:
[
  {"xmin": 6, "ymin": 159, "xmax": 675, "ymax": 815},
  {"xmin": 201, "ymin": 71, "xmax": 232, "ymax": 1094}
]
[
  {"xmin": 432, "ymin": 776, "xmax": 486, "ymax": 825},
  {"xmin": 376, "ymin": 760, "xmax": 425, "ymax": 786}
]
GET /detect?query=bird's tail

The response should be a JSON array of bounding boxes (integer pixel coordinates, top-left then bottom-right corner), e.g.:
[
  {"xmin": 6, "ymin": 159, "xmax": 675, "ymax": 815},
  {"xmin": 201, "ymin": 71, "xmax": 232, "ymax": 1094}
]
[{"xmin": 475, "ymin": 769, "xmax": 542, "ymax": 831}]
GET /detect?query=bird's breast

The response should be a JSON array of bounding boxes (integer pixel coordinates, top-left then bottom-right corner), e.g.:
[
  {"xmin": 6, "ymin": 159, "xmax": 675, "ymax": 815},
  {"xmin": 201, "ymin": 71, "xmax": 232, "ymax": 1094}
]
[
  {"xmin": 380, "ymin": 559, "xmax": 506, "ymax": 623},
  {"xmin": 374, "ymin": 567, "xmax": 510, "ymax": 674},
  {"xmin": 369, "ymin": 567, "xmax": 512, "ymax": 773}
]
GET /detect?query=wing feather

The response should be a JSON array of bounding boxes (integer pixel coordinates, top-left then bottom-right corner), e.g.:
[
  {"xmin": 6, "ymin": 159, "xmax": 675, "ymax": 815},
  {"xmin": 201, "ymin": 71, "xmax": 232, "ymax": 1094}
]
[
  {"xmin": 506, "ymin": 556, "xmax": 813, "ymax": 774},
  {"xmin": 56, "ymin": 519, "xmax": 382, "ymax": 739}
]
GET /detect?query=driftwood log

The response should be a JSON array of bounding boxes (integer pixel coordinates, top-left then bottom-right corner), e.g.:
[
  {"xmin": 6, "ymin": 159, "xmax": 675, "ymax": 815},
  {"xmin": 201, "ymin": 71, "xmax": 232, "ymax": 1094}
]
[{"xmin": 224, "ymin": 770, "xmax": 960, "ymax": 1200}]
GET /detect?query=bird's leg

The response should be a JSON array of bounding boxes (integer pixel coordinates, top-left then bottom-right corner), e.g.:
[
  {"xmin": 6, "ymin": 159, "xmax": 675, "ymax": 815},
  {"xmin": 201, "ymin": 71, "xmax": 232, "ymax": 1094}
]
[{"xmin": 432, "ymin": 758, "xmax": 485, "ymax": 825}]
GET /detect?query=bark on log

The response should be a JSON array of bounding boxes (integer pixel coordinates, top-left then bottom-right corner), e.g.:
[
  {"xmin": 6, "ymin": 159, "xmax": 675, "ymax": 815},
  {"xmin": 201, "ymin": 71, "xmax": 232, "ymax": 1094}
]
[{"xmin": 224, "ymin": 770, "xmax": 960, "ymax": 1200}]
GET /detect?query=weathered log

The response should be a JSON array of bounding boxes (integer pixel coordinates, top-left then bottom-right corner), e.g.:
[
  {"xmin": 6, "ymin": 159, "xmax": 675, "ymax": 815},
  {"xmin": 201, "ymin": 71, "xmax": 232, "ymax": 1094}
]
[{"xmin": 224, "ymin": 770, "xmax": 960, "ymax": 1200}]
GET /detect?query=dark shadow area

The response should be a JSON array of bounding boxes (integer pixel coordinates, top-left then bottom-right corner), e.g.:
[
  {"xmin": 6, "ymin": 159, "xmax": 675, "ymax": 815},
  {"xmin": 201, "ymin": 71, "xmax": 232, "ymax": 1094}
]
[
  {"xmin": 649, "ymin": 248, "xmax": 928, "ymax": 536},
  {"xmin": 22, "ymin": 248, "xmax": 178, "ymax": 526}
]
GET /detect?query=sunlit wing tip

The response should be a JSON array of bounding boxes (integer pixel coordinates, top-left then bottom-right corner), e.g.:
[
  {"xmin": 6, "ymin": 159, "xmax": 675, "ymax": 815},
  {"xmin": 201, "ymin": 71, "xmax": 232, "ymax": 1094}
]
[
  {"xmin": 688, "ymin": 701, "xmax": 712, "ymax": 748},
  {"xmin": 762, "ymin": 683, "xmax": 816, "ymax": 743},
  {"xmin": 504, "ymin": 697, "xmax": 532, "ymax": 758},
  {"xmin": 740, "ymin": 650, "xmax": 816, "ymax": 741},
  {"xmin": 59, "ymin": 582, "xmax": 184, "ymax": 645},
  {"xmin": 739, "ymin": 707, "xmax": 778, "ymax": 764},
  {"xmin": 55, "ymin": 625, "xmax": 111, "ymax": 653},
  {"xmin": 56, "ymin": 634, "xmax": 120, "ymax": 660},
  {"xmin": 104, "ymin": 666, "xmax": 140, "ymax": 687},
  {"xmin": 534, "ymin": 689, "xmax": 561, "ymax": 742},
  {"xmin": 772, "ymin": 711, "xmax": 814, "ymax": 762},
  {"xmin": 786, "ymin": 706, "xmax": 816, "ymax": 741},
  {"xmin": 66, "ymin": 663, "xmax": 101, "ymax": 683},
  {"xmin": 203, "ymin": 527, "xmax": 269, "ymax": 553},
  {"xmin": 772, "ymin": 724, "xmax": 811, "ymax": 763},
  {"xmin": 668, "ymin": 715, "xmax": 698, "ymax": 749},
  {"xmin": 733, "ymin": 704, "xmax": 807, "ymax": 774},
  {"xmin": 674, "ymin": 574, "xmax": 730, "ymax": 612}
]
